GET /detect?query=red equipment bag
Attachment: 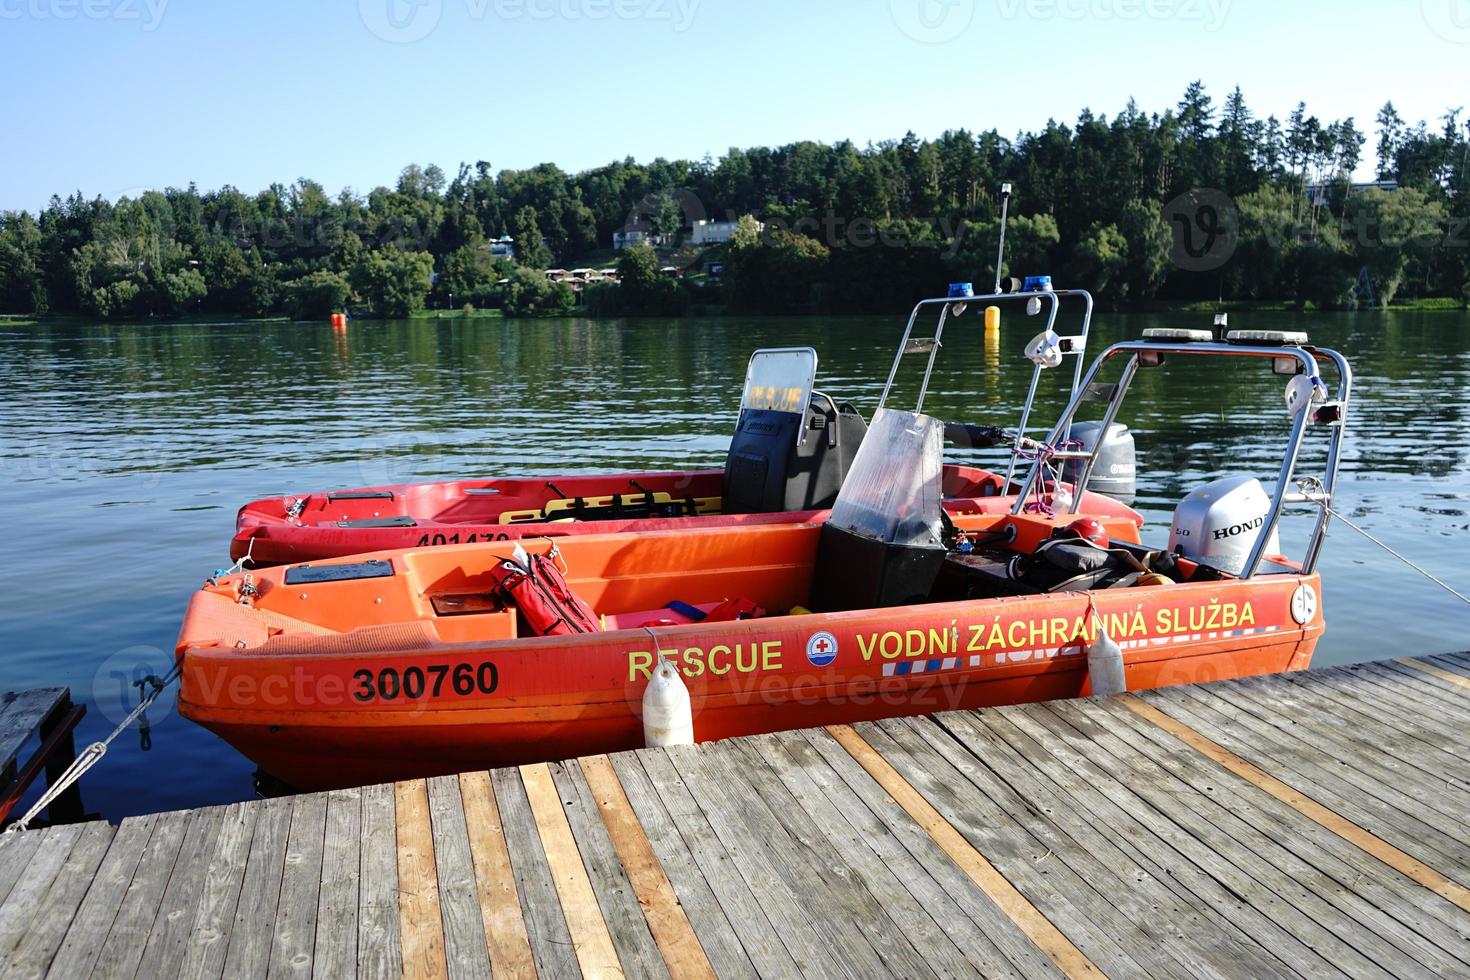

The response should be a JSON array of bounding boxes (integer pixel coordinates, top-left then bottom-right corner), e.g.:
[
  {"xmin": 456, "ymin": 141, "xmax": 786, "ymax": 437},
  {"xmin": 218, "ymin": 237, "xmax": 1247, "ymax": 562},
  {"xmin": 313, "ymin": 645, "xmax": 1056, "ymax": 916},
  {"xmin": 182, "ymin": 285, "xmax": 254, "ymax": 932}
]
[{"xmin": 489, "ymin": 546, "xmax": 601, "ymax": 637}]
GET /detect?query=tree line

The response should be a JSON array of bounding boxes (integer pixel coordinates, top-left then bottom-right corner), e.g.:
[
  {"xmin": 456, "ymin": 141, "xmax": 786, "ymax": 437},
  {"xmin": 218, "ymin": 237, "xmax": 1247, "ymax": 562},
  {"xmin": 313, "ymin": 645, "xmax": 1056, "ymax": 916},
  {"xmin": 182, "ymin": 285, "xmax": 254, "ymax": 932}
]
[{"xmin": 1, "ymin": 82, "xmax": 1466, "ymax": 321}]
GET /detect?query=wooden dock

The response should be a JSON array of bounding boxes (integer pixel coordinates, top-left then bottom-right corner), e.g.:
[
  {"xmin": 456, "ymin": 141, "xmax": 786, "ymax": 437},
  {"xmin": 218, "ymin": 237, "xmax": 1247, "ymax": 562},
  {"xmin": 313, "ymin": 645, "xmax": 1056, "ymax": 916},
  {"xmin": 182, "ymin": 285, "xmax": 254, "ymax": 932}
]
[
  {"xmin": 0, "ymin": 688, "xmax": 84, "ymax": 826},
  {"xmin": 5, "ymin": 654, "xmax": 1470, "ymax": 978}
]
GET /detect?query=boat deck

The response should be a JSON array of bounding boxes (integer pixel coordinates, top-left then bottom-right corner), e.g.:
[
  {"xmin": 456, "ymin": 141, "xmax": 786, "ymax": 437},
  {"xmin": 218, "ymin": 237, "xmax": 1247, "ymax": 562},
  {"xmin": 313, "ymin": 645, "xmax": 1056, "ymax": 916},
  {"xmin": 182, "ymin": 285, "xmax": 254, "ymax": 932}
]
[{"xmin": 5, "ymin": 655, "xmax": 1470, "ymax": 978}]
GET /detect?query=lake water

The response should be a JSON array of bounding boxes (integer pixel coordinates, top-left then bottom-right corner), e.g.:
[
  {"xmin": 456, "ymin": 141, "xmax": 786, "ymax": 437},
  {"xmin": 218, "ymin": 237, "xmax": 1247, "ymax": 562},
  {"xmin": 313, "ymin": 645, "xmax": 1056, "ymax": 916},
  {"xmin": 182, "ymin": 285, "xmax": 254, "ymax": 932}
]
[{"xmin": 2, "ymin": 310, "xmax": 1467, "ymax": 820}]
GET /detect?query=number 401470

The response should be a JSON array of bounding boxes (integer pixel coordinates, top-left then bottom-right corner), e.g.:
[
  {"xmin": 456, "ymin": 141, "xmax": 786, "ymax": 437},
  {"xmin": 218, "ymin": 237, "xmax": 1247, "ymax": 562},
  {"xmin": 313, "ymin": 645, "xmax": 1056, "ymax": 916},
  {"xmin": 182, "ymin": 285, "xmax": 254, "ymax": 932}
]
[{"xmin": 352, "ymin": 662, "xmax": 499, "ymax": 703}]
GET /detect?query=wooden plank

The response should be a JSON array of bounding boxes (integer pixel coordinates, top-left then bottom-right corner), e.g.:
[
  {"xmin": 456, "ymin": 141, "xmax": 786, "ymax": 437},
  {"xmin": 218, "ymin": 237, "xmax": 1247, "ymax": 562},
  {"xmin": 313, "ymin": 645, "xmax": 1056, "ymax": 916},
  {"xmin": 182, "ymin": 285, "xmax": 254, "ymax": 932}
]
[
  {"xmin": 424, "ymin": 776, "xmax": 491, "ymax": 980},
  {"xmin": 132, "ymin": 806, "xmax": 229, "ymax": 980},
  {"xmin": 927, "ymin": 708, "xmax": 1302, "ymax": 979},
  {"xmin": 358, "ymin": 783, "xmax": 403, "ymax": 980},
  {"xmin": 657, "ymin": 745, "xmax": 850, "ymax": 977},
  {"xmin": 1214, "ymin": 676, "xmax": 1470, "ymax": 831},
  {"xmin": 221, "ymin": 796, "xmax": 294, "ymax": 980},
  {"xmin": 1162, "ymin": 682, "xmax": 1470, "ymax": 873},
  {"xmin": 457, "ymin": 772, "xmax": 535, "ymax": 980},
  {"xmin": 605, "ymin": 753, "xmax": 758, "ymax": 979},
  {"xmin": 521, "ymin": 763, "xmax": 624, "ymax": 979},
  {"xmin": 732, "ymin": 735, "xmax": 978, "ymax": 979},
  {"xmin": 176, "ymin": 803, "xmax": 257, "ymax": 980},
  {"xmin": 859, "ymin": 717, "xmax": 1175, "ymax": 979},
  {"xmin": 491, "ymin": 766, "xmax": 580, "ymax": 979},
  {"xmin": 0, "ymin": 826, "xmax": 82, "ymax": 962},
  {"xmin": 794, "ymin": 727, "xmax": 1060, "ymax": 978},
  {"xmin": 829, "ymin": 723, "xmax": 1108, "ymax": 980},
  {"xmin": 1398, "ymin": 657, "xmax": 1470, "ymax": 690},
  {"xmin": 0, "ymin": 690, "xmax": 65, "ymax": 771},
  {"xmin": 1365, "ymin": 660, "xmax": 1470, "ymax": 717},
  {"xmin": 1121, "ymin": 692, "xmax": 1470, "ymax": 913},
  {"xmin": 1019, "ymin": 700, "xmax": 1397, "ymax": 978},
  {"xmin": 396, "ymin": 779, "xmax": 448, "ymax": 980},
  {"xmin": 312, "ymin": 788, "xmax": 361, "ymax": 980},
  {"xmin": 0, "ymin": 831, "xmax": 45, "ymax": 908},
  {"xmin": 1272, "ymin": 669, "xmax": 1470, "ymax": 788},
  {"xmin": 577, "ymin": 755, "xmax": 713, "ymax": 980},
  {"xmin": 548, "ymin": 761, "xmax": 669, "ymax": 980},
  {"xmin": 86, "ymin": 809, "xmax": 191, "ymax": 979},
  {"xmin": 1093, "ymin": 693, "xmax": 1470, "ymax": 975},
  {"xmin": 270, "ymin": 792, "xmax": 328, "ymax": 980},
  {"xmin": 695, "ymin": 739, "xmax": 943, "ymax": 979},
  {"xmin": 628, "ymin": 750, "xmax": 796, "ymax": 977},
  {"xmin": 0, "ymin": 822, "xmax": 113, "ymax": 980}
]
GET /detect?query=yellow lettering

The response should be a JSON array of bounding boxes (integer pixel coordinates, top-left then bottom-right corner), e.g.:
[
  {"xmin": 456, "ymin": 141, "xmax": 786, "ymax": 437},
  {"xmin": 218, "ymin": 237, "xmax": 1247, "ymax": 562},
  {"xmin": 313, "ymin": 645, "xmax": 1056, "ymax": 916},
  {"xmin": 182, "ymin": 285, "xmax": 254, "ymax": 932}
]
[
  {"xmin": 682, "ymin": 647, "xmax": 705, "ymax": 679},
  {"xmin": 762, "ymin": 641, "xmax": 782, "ymax": 672},
  {"xmin": 628, "ymin": 650, "xmax": 654, "ymax": 682},
  {"xmin": 1240, "ymin": 602, "xmax": 1255, "ymax": 626},
  {"xmin": 1007, "ymin": 621, "xmax": 1027, "ymax": 648},
  {"xmin": 709, "ymin": 645, "xmax": 731, "ymax": 676},
  {"xmin": 736, "ymin": 644, "xmax": 758, "ymax": 673},
  {"xmin": 857, "ymin": 633, "xmax": 879, "ymax": 661},
  {"xmin": 880, "ymin": 632, "xmax": 903, "ymax": 660}
]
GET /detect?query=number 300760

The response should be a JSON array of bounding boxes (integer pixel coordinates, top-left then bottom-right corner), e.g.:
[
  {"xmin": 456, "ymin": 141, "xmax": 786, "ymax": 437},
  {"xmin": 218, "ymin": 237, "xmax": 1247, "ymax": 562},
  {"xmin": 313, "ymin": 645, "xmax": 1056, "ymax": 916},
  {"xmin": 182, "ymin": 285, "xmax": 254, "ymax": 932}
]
[{"xmin": 352, "ymin": 662, "xmax": 499, "ymax": 703}]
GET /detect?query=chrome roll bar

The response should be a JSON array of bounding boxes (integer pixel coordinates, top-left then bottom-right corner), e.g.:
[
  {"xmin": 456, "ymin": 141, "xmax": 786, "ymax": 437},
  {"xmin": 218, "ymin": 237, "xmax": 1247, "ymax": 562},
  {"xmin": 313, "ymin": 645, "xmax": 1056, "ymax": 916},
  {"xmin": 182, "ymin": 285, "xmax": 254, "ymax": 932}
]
[
  {"xmin": 1009, "ymin": 340, "xmax": 1352, "ymax": 579},
  {"xmin": 876, "ymin": 288, "xmax": 1096, "ymax": 485}
]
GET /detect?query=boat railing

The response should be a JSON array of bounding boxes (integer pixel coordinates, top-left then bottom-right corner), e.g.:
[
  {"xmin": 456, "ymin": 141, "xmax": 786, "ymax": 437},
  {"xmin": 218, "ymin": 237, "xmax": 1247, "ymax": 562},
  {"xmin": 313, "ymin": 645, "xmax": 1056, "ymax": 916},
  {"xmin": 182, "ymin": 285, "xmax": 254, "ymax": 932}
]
[
  {"xmin": 876, "ymin": 287, "xmax": 1096, "ymax": 486},
  {"xmin": 1009, "ymin": 338, "xmax": 1352, "ymax": 580}
]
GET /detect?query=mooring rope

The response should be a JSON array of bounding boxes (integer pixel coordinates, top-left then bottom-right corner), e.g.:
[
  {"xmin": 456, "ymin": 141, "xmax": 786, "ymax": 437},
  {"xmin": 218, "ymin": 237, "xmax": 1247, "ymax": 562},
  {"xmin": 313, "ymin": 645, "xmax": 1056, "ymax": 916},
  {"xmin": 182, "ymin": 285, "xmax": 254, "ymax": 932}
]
[
  {"xmin": 4, "ymin": 658, "xmax": 183, "ymax": 835},
  {"xmin": 1326, "ymin": 503, "xmax": 1470, "ymax": 607}
]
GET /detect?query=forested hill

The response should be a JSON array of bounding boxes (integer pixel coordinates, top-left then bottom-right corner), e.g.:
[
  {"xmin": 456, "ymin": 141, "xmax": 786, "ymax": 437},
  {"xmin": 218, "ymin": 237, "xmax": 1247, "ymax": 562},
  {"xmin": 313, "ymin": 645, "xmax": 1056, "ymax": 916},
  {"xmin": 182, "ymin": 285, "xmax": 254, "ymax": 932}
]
[{"xmin": 1, "ymin": 83, "xmax": 1466, "ymax": 320}]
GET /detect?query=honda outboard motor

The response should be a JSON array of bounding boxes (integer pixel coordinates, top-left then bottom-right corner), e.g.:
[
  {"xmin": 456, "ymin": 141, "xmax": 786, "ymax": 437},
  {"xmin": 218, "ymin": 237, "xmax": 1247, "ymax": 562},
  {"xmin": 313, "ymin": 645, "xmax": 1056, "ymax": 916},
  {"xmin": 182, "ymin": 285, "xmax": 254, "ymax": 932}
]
[
  {"xmin": 1061, "ymin": 422, "xmax": 1136, "ymax": 502},
  {"xmin": 723, "ymin": 349, "xmax": 867, "ymax": 514},
  {"xmin": 1168, "ymin": 475, "xmax": 1281, "ymax": 576},
  {"xmin": 810, "ymin": 409, "xmax": 947, "ymax": 611}
]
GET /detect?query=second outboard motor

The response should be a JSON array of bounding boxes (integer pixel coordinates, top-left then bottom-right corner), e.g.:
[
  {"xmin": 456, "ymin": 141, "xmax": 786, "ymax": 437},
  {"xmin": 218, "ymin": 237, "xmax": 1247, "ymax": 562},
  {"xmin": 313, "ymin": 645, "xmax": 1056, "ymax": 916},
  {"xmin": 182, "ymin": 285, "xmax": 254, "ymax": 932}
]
[
  {"xmin": 1061, "ymin": 422, "xmax": 1136, "ymax": 502},
  {"xmin": 1168, "ymin": 475, "xmax": 1281, "ymax": 576}
]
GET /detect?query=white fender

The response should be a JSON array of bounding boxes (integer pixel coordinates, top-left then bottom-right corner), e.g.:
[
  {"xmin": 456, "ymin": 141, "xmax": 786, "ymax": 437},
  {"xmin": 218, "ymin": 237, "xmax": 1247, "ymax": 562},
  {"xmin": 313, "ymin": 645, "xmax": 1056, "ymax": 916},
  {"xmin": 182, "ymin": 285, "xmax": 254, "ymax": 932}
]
[
  {"xmin": 1087, "ymin": 627, "xmax": 1127, "ymax": 697},
  {"xmin": 642, "ymin": 659, "xmax": 694, "ymax": 748}
]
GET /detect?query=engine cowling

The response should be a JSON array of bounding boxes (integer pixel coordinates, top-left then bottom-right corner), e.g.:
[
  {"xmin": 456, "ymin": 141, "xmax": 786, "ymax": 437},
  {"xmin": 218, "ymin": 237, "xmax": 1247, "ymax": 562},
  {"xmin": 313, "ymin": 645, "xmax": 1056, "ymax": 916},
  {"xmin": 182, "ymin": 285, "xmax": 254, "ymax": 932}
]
[{"xmin": 1169, "ymin": 475, "xmax": 1280, "ymax": 576}]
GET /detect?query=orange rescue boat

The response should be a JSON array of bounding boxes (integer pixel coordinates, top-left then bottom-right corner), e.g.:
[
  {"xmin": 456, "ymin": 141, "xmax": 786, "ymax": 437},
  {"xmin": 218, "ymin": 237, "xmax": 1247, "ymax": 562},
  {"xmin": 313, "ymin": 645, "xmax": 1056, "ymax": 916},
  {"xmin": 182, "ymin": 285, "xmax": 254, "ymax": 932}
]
[{"xmin": 177, "ymin": 330, "xmax": 1351, "ymax": 791}]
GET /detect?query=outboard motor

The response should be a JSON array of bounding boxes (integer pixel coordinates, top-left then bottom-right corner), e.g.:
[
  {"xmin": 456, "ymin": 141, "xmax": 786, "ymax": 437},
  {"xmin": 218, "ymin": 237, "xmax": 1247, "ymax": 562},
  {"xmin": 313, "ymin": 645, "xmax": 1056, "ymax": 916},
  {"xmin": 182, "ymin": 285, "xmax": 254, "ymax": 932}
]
[
  {"xmin": 723, "ymin": 349, "xmax": 867, "ymax": 514},
  {"xmin": 1061, "ymin": 422, "xmax": 1137, "ymax": 503},
  {"xmin": 1168, "ymin": 475, "xmax": 1281, "ymax": 576},
  {"xmin": 810, "ymin": 409, "xmax": 948, "ymax": 611}
]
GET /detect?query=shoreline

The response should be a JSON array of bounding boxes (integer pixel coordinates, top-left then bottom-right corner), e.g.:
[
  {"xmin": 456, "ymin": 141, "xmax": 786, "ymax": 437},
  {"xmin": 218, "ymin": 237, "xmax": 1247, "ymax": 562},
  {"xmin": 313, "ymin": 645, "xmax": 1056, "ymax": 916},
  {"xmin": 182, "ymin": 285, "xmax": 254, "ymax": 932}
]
[{"xmin": 1, "ymin": 297, "xmax": 1465, "ymax": 329}]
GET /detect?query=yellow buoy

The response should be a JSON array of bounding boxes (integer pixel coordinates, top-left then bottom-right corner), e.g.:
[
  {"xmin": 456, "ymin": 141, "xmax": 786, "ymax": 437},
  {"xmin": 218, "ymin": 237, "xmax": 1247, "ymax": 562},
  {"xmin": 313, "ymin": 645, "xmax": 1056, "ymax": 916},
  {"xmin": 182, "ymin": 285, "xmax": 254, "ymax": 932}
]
[{"xmin": 985, "ymin": 305, "xmax": 1001, "ymax": 331}]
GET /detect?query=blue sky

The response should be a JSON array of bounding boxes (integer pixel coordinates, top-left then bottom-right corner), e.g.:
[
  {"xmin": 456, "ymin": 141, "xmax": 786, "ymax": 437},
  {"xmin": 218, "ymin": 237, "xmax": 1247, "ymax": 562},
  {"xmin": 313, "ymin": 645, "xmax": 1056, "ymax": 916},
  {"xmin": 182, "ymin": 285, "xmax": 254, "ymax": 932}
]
[{"xmin": 0, "ymin": 0, "xmax": 1466, "ymax": 211}]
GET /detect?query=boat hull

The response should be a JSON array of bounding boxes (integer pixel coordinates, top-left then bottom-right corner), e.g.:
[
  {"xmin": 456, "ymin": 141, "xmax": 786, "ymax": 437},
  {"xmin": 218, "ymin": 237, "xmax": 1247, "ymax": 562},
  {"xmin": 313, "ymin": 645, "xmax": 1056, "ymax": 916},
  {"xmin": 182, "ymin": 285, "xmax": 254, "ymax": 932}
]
[
  {"xmin": 230, "ymin": 466, "xmax": 1142, "ymax": 565},
  {"xmin": 179, "ymin": 549, "xmax": 1320, "ymax": 791}
]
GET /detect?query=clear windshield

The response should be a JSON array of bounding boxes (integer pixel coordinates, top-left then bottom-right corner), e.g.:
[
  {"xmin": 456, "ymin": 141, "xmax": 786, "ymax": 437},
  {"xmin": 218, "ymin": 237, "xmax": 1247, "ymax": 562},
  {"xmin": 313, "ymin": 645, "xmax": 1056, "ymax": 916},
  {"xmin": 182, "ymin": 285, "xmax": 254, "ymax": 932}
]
[{"xmin": 828, "ymin": 408, "xmax": 944, "ymax": 546}]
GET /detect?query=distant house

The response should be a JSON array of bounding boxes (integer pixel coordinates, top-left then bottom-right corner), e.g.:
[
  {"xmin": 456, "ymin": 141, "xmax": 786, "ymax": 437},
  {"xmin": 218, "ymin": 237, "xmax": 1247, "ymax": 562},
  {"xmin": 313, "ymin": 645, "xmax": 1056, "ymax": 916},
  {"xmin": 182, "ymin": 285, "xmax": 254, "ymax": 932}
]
[
  {"xmin": 544, "ymin": 269, "xmax": 570, "ymax": 282},
  {"xmin": 691, "ymin": 218, "xmax": 762, "ymax": 245},
  {"xmin": 1305, "ymin": 179, "xmax": 1398, "ymax": 208},
  {"xmin": 614, "ymin": 227, "xmax": 657, "ymax": 250},
  {"xmin": 489, "ymin": 235, "xmax": 516, "ymax": 260}
]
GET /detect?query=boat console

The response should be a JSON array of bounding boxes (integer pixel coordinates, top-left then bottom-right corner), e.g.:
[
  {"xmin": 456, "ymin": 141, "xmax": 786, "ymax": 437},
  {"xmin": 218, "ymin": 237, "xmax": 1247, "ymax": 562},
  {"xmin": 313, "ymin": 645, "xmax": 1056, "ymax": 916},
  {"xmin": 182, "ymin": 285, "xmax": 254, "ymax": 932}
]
[{"xmin": 722, "ymin": 347, "xmax": 869, "ymax": 514}]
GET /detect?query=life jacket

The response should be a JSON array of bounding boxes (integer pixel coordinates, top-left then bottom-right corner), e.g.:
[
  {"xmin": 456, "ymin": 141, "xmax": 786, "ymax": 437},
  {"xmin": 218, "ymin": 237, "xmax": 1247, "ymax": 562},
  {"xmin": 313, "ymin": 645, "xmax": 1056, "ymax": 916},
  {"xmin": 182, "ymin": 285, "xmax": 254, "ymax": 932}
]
[{"xmin": 490, "ymin": 546, "xmax": 600, "ymax": 636}]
